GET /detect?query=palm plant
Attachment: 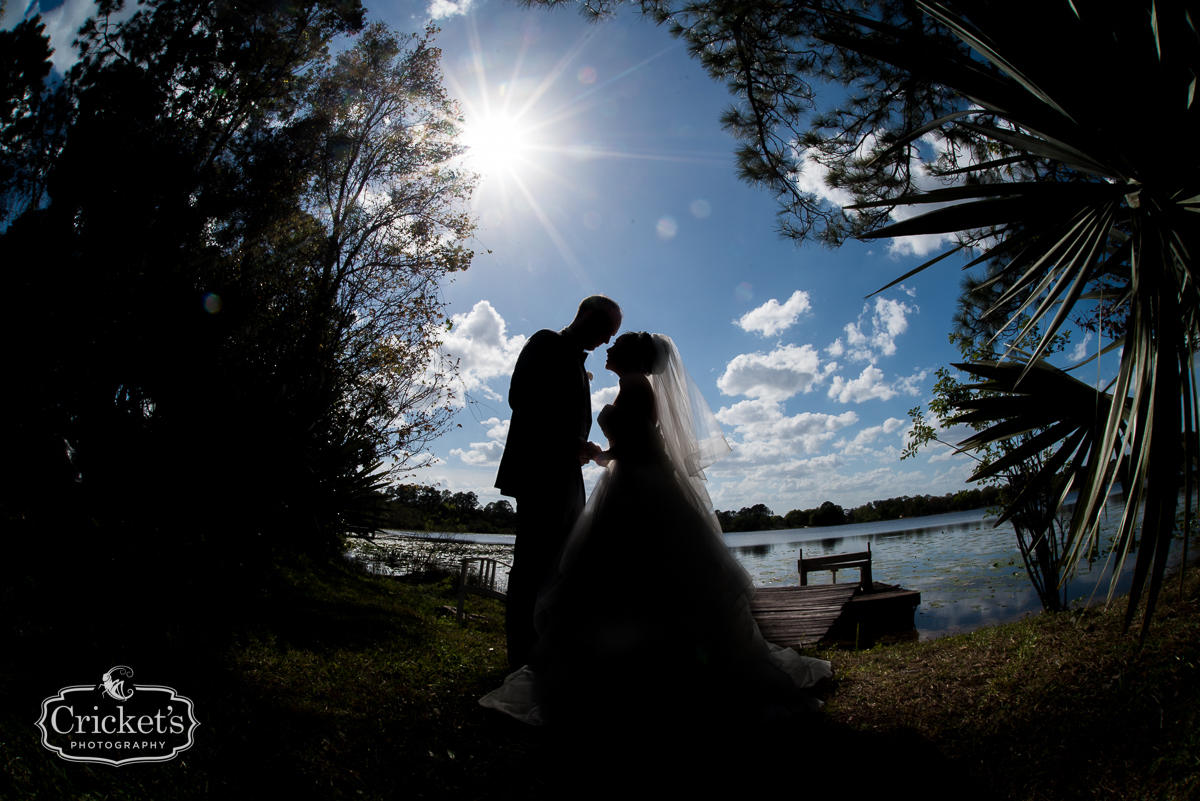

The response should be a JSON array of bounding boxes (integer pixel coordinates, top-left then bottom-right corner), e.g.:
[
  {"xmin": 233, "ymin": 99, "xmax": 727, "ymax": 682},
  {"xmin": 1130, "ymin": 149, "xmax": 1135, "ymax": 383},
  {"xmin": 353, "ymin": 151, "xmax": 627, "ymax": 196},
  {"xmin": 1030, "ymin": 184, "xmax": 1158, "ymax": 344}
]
[{"xmin": 819, "ymin": 1, "xmax": 1199, "ymax": 636}]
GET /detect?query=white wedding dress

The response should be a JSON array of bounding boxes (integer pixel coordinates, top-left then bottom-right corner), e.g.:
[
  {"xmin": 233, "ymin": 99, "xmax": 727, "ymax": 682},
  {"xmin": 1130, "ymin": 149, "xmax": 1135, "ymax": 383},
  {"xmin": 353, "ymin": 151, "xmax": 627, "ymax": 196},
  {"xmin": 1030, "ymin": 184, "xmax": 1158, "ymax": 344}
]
[{"xmin": 480, "ymin": 335, "xmax": 831, "ymax": 727}]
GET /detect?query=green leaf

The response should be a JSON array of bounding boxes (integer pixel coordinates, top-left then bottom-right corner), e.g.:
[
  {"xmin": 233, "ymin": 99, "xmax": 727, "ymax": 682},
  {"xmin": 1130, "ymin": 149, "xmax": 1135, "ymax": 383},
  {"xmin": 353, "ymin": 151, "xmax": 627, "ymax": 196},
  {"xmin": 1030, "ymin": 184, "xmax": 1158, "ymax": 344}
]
[
  {"xmin": 857, "ymin": 197, "xmax": 1030, "ymax": 240},
  {"xmin": 917, "ymin": 1, "xmax": 1078, "ymax": 123},
  {"xmin": 953, "ymin": 121, "xmax": 1119, "ymax": 179},
  {"xmin": 1151, "ymin": 0, "xmax": 1161, "ymax": 61},
  {"xmin": 931, "ymin": 154, "xmax": 1030, "ymax": 177}
]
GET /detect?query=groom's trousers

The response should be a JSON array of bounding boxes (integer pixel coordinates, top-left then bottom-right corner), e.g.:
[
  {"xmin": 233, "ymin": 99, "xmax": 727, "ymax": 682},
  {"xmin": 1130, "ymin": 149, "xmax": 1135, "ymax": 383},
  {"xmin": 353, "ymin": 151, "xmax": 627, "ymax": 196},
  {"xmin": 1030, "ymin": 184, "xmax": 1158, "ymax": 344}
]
[{"xmin": 506, "ymin": 475, "xmax": 585, "ymax": 670}]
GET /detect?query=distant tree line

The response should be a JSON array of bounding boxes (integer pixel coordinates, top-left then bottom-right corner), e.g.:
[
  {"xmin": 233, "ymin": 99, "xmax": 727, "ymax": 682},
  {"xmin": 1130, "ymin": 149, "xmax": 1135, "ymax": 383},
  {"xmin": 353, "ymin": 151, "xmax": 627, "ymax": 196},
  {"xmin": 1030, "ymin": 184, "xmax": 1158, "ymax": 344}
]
[
  {"xmin": 379, "ymin": 484, "xmax": 1006, "ymax": 537},
  {"xmin": 377, "ymin": 486, "xmax": 516, "ymax": 535},
  {"xmin": 715, "ymin": 487, "xmax": 1003, "ymax": 533}
]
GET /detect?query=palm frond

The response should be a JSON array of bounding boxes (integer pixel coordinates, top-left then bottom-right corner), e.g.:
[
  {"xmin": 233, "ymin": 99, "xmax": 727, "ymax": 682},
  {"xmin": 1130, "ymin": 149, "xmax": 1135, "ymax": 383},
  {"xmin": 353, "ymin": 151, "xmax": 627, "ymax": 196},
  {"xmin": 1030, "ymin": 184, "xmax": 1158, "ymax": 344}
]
[{"xmin": 834, "ymin": 1, "xmax": 1199, "ymax": 637}]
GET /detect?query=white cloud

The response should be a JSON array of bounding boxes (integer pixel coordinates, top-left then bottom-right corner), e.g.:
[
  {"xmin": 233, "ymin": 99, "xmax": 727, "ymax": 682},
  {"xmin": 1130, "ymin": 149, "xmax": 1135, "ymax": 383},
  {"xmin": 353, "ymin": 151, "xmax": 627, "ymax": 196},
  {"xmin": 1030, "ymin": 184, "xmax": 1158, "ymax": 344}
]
[
  {"xmin": 450, "ymin": 440, "xmax": 505, "ymax": 467},
  {"xmin": 35, "ymin": 0, "xmax": 129, "ymax": 74},
  {"xmin": 482, "ymin": 417, "xmax": 510, "ymax": 443},
  {"xmin": 440, "ymin": 300, "xmax": 525, "ymax": 405},
  {"xmin": 837, "ymin": 417, "xmax": 907, "ymax": 456},
  {"xmin": 893, "ymin": 370, "xmax": 928, "ymax": 396},
  {"xmin": 827, "ymin": 366, "xmax": 898, "ymax": 403},
  {"xmin": 0, "ymin": 2, "xmax": 25, "ymax": 30},
  {"xmin": 1070, "ymin": 331, "xmax": 1093, "ymax": 362},
  {"xmin": 591, "ymin": 384, "xmax": 619, "ymax": 412},
  {"xmin": 710, "ymin": 452, "xmax": 847, "ymax": 485},
  {"xmin": 735, "ymin": 290, "xmax": 812, "ymax": 337},
  {"xmin": 715, "ymin": 400, "xmax": 858, "ymax": 460},
  {"xmin": 885, "ymin": 211, "xmax": 956, "ymax": 258},
  {"xmin": 581, "ymin": 462, "xmax": 607, "ymax": 496},
  {"xmin": 792, "ymin": 148, "xmax": 856, "ymax": 207},
  {"xmin": 707, "ymin": 459, "xmax": 973, "ymax": 514},
  {"xmin": 840, "ymin": 297, "xmax": 916, "ymax": 363},
  {"xmin": 716, "ymin": 343, "xmax": 825, "ymax": 401},
  {"xmin": 928, "ymin": 447, "xmax": 971, "ymax": 464},
  {"xmin": 427, "ymin": 0, "xmax": 475, "ymax": 18},
  {"xmin": 450, "ymin": 416, "xmax": 510, "ymax": 466},
  {"xmin": 7, "ymin": 0, "xmax": 140, "ymax": 75},
  {"xmin": 790, "ymin": 132, "xmax": 961, "ymax": 257}
]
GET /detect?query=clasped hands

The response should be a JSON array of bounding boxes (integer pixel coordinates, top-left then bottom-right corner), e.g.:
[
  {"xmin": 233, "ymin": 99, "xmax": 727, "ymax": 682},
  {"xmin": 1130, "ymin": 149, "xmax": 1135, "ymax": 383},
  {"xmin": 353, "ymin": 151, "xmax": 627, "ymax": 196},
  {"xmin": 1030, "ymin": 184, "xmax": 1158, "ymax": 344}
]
[{"xmin": 578, "ymin": 440, "xmax": 612, "ymax": 467}]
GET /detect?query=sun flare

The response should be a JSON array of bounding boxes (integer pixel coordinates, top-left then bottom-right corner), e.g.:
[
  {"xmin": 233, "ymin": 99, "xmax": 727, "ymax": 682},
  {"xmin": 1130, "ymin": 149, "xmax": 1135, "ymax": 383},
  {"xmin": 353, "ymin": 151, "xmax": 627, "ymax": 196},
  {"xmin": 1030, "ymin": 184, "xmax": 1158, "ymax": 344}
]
[{"xmin": 461, "ymin": 113, "xmax": 537, "ymax": 181}]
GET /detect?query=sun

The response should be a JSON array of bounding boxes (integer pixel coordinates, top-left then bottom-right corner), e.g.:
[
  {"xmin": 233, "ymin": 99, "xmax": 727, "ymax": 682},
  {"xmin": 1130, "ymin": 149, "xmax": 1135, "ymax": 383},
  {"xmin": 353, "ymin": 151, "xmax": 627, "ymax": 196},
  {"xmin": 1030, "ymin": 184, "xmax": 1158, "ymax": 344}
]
[{"xmin": 461, "ymin": 112, "xmax": 538, "ymax": 182}]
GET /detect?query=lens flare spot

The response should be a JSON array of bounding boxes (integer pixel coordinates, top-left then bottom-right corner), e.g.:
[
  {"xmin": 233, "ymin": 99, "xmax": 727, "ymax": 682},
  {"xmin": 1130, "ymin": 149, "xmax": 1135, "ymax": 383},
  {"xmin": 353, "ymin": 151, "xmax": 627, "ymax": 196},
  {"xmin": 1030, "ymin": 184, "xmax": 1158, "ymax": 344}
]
[
  {"xmin": 583, "ymin": 211, "xmax": 602, "ymax": 230},
  {"xmin": 656, "ymin": 217, "xmax": 678, "ymax": 240},
  {"xmin": 690, "ymin": 199, "xmax": 712, "ymax": 218},
  {"xmin": 203, "ymin": 292, "xmax": 222, "ymax": 314},
  {"xmin": 735, "ymin": 282, "xmax": 753, "ymax": 302},
  {"xmin": 578, "ymin": 66, "xmax": 597, "ymax": 84}
]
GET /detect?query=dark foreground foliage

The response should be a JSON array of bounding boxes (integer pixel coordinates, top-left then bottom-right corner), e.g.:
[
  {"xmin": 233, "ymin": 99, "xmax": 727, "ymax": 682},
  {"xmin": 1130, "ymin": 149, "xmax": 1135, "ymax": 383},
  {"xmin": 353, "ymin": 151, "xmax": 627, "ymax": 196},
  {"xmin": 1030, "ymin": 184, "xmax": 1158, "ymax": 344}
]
[{"xmin": 2, "ymin": 551, "xmax": 1195, "ymax": 800}]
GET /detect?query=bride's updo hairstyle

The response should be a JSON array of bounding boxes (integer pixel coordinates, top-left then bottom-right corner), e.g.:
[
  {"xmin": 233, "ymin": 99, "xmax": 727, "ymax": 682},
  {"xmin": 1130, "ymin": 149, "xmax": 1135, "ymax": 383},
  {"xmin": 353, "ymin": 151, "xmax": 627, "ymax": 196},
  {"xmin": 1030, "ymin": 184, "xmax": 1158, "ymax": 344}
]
[{"xmin": 627, "ymin": 332, "xmax": 669, "ymax": 375}]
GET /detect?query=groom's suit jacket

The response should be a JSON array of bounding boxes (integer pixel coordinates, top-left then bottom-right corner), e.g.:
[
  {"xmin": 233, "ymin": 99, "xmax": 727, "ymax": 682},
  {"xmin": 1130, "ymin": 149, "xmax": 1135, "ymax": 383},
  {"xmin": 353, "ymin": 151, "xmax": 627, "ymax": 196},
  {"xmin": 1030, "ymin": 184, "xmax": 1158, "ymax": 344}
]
[{"xmin": 495, "ymin": 328, "xmax": 592, "ymax": 498}]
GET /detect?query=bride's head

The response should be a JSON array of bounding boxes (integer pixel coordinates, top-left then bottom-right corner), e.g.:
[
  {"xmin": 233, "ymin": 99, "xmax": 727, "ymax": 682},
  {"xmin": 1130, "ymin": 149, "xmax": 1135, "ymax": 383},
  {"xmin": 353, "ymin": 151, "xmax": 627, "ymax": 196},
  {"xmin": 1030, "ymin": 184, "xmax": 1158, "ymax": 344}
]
[{"xmin": 605, "ymin": 332, "xmax": 668, "ymax": 376}]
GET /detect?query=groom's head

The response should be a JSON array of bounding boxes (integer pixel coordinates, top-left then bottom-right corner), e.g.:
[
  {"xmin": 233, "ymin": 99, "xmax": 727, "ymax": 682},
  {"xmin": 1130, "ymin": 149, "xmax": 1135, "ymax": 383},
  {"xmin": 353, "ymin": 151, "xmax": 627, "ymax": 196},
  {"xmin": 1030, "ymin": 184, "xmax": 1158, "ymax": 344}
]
[{"xmin": 569, "ymin": 295, "xmax": 622, "ymax": 351}]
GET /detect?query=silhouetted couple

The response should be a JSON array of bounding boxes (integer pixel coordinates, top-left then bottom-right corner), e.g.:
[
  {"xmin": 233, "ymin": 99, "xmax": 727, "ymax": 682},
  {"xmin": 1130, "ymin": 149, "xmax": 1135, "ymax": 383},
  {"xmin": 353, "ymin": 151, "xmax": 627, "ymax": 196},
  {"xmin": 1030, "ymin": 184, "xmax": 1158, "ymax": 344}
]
[{"xmin": 485, "ymin": 295, "xmax": 830, "ymax": 727}]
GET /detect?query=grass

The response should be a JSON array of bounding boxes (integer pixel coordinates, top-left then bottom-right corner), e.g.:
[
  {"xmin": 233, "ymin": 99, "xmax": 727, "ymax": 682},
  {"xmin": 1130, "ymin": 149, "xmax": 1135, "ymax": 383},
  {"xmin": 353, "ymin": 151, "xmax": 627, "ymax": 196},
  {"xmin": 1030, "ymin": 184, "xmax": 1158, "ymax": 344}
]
[
  {"xmin": 1, "ymin": 553, "xmax": 1197, "ymax": 800},
  {"xmin": 815, "ymin": 564, "xmax": 1200, "ymax": 800}
]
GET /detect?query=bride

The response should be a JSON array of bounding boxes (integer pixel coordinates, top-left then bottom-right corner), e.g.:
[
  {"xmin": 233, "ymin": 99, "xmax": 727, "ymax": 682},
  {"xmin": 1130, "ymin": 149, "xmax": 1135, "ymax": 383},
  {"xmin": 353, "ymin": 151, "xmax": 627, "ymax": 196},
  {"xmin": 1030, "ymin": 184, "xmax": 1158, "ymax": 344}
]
[{"xmin": 480, "ymin": 332, "xmax": 831, "ymax": 727}]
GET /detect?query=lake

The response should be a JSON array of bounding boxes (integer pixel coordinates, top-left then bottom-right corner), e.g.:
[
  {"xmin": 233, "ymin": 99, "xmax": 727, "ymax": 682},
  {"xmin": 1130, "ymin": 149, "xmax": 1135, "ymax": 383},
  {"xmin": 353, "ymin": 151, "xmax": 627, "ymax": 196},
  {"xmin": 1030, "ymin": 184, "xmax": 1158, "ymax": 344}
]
[{"xmin": 347, "ymin": 492, "xmax": 1189, "ymax": 641}]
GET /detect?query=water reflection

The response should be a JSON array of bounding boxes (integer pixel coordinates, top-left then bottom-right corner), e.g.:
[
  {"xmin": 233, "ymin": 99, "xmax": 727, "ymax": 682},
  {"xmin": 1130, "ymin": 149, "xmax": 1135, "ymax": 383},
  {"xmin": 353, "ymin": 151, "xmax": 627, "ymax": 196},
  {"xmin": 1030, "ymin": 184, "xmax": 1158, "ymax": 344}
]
[
  {"xmin": 725, "ymin": 494, "xmax": 1186, "ymax": 640},
  {"xmin": 348, "ymin": 495, "xmax": 1186, "ymax": 641}
]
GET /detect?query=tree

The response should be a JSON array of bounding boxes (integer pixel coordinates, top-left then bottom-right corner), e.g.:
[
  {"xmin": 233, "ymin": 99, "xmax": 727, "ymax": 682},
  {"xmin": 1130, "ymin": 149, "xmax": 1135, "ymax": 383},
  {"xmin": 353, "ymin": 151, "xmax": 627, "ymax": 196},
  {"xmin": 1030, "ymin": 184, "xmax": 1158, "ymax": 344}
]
[
  {"xmin": 302, "ymin": 23, "xmax": 474, "ymax": 474},
  {"xmin": 538, "ymin": 0, "xmax": 1197, "ymax": 636},
  {"xmin": 784, "ymin": 508, "xmax": 809, "ymax": 528},
  {"xmin": 905, "ymin": 326, "xmax": 1075, "ymax": 612},
  {"xmin": 0, "ymin": 17, "xmax": 67, "ymax": 224},
  {"xmin": 0, "ymin": 2, "xmax": 473, "ymax": 563},
  {"xmin": 809, "ymin": 501, "xmax": 846, "ymax": 527}
]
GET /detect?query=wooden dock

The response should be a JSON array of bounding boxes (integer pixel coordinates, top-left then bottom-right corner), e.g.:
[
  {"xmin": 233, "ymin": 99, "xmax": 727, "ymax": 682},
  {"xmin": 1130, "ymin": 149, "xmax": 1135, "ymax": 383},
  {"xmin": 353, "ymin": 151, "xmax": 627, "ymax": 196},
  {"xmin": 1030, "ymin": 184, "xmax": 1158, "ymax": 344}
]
[
  {"xmin": 750, "ymin": 583, "xmax": 860, "ymax": 649},
  {"xmin": 750, "ymin": 581, "xmax": 921, "ymax": 649}
]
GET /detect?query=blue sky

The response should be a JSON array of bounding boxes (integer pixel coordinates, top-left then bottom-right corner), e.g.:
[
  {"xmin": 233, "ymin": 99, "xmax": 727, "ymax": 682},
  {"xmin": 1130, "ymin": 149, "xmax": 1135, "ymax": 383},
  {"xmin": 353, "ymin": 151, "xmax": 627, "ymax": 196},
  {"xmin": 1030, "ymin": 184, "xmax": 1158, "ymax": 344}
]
[{"xmin": 7, "ymin": 0, "xmax": 1119, "ymax": 515}]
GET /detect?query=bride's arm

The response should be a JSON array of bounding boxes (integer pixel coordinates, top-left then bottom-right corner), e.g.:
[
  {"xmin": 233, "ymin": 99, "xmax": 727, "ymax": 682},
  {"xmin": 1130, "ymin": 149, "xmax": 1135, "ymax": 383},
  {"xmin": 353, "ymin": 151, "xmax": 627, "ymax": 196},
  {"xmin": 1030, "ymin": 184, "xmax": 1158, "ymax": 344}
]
[{"xmin": 593, "ymin": 375, "xmax": 655, "ymax": 466}]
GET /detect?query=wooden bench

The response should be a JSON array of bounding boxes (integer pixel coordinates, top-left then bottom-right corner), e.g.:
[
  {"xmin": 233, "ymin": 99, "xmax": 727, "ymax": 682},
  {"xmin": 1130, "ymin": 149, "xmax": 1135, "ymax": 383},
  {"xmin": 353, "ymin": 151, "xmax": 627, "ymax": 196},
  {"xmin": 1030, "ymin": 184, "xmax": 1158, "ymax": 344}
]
[
  {"xmin": 798, "ymin": 542, "xmax": 873, "ymax": 590},
  {"xmin": 344, "ymin": 525, "xmax": 381, "ymax": 541},
  {"xmin": 456, "ymin": 557, "xmax": 509, "ymax": 623}
]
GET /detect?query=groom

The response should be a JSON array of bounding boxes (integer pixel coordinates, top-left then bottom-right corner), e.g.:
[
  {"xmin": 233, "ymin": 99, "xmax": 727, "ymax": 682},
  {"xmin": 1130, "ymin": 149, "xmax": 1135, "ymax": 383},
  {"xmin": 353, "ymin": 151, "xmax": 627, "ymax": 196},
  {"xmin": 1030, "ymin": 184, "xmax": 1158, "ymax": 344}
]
[{"xmin": 495, "ymin": 295, "xmax": 622, "ymax": 670}]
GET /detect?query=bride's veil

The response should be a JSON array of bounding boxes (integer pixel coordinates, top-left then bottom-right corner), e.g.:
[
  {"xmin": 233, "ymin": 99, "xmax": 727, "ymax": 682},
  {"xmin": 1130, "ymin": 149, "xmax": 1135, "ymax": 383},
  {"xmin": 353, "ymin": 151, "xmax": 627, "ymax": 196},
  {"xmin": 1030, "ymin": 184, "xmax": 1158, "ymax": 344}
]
[{"xmin": 649, "ymin": 334, "xmax": 731, "ymax": 527}]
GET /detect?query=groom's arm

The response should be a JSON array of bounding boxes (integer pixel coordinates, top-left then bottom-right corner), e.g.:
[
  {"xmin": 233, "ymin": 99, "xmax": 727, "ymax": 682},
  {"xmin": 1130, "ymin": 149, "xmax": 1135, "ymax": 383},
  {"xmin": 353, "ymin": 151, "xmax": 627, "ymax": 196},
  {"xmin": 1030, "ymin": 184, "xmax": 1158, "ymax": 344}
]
[{"xmin": 507, "ymin": 331, "xmax": 586, "ymax": 464}]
